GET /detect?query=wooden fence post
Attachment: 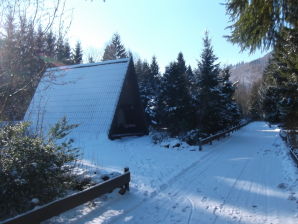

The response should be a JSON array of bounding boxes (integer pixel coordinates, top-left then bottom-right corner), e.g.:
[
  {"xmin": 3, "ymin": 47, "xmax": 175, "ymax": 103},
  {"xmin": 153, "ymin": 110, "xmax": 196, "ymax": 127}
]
[{"xmin": 124, "ymin": 167, "xmax": 130, "ymax": 192}]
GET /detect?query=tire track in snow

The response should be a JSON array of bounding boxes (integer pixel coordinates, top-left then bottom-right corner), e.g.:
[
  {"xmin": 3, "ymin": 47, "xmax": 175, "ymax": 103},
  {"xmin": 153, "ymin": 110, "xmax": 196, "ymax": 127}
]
[
  {"xmin": 107, "ymin": 137, "xmax": 239, "ymax": 224},
  {"xmin": 186, "ymin": 196, "xmax": 194, "ymax": 224},
  {"xmin": 211, "ymin": 158, "xmax": 251, "ymax": 224},
  {"xmin": 103, "ymin": 138, "xmax": 234, "ymax": 224}
]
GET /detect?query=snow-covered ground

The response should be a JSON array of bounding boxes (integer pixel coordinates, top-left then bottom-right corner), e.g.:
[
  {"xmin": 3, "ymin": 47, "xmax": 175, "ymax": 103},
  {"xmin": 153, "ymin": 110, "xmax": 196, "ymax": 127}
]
[{"xmin": 45, "ymin": 122, "xmax": 298, "ymax": 224}]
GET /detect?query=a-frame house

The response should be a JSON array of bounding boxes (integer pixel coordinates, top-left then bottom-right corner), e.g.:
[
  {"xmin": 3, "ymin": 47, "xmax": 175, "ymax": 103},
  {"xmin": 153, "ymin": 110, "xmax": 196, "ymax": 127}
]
[{"xmin": 25, "ymin": 58, "xmax": 148, "ymax": 139}]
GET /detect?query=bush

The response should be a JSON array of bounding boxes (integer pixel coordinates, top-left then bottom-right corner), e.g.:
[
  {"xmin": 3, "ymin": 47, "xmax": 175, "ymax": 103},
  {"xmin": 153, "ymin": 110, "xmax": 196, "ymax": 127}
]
[
  {"xmin": 151, "ymin": 131, "xmax": 169, "ymax": 144},
  {"xmin": 0, "ymin": 118, "xmax": 79, "ymax": 220},
  {"xmin": 180, "ymin": 129, "xmax": 210, "ymax": 145},
  {"xmin": 180, "ymin": 129, "xmax": 201, "ymax": 145}
]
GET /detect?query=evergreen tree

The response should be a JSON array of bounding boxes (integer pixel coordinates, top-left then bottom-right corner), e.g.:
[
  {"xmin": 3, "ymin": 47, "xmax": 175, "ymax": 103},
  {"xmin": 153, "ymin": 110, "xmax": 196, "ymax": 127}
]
[
  {"xmin": 157, "ymin": 53, "xmax": 194, "ymax": 135},
  {"xmin": 225, "ymin": 0, "xmax": 298, "ymax": 129},
  {"xmin": 102, "ymin": 33, "xmax": 127, "ymax": 61},
  {"xmin": 220, "ymin": 66, "xmax": 241, "ymax": 127},
  {"xmin": 72, "ymin": 41, "xmax": 83, "ymax": 64},
  {"xmin": 137, "ymin": 61, "xmax": 151, "ymax": 107},
  {"xmin": 186, "ymin": 65, "xmax": 195, "ymax": 88},
  {"xmin": 0, "ymin": 15, "xmax": 46, "ymax": 120},
  {"xmin": 146, "ymin": 56, "xmax": 161, "ymax": 125},
  {"xmin": 35, "ymin": 26, "xmax": 45, "ymax": 56},
  {"xmin": 261, "ymin": 28, "xmax": 298, "ymax": 128},
  {"xmin": 225, "ymin": 0, "xmax": 298, "ymax": 53},
  {"xmin": 88, "ymin": 55, "xmax": 95, "ymax": 63},
  {"xmin": 63, "ymin": 41, "xmax": 72, "ymax": 65},
  {"xmin": 45, "ymin": 31, "xmax": 56, "ymax": 59},
  {"xmin": 150, "ymin": 56, "xmax": 160, "ymax": 86},
  {"xmin": 248, "ymin": 79, "xmax": 262, "ymax": 120},
  {"xmin": 56, "ymin": 38, "xmax": 72, "ymax": 65},
  {"xmin": 196, "ymin": 33, "xmax": 223, "ymax": 134},
  {"xmin": 56, "ymin": 37, "xmax": 65, "ymax": 64}
]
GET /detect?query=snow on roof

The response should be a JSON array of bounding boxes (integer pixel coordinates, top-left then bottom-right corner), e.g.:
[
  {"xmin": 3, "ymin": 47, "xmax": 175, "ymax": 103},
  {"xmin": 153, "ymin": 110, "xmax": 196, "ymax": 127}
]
[{"xmin": 24, "ymin": 58, "xmax": 130, "ymax": 138}]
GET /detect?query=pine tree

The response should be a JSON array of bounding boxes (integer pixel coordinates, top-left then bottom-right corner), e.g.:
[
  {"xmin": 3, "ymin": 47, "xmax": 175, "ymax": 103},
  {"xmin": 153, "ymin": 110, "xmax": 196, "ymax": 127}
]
[
  {"xmin": 102, "ymin": 33, "xmax": 127, "ymax": 61},
  {"xmin": 261, "ymin": 28, "xmax": 298, "ymax": 128},
  {"xmin": 35, "ymin": 26, "xmax": 45, "ymax": 56},
  {"xmin": 45, "ymin": 31, "xmax": 56, "ymax": 59},
  {"xmin": 88, "ymin": 55, "xmax": 95, "ymax": 63},
  {"xmin": 220, "ymin": 67, "xmax": 241, "ymax": 127},
  {"xmin": 0, "ymin": 15, "xmax": 47, "ymax": 120},
  {"xmin": 225, "ymin": 0, "xmax": 298, "ymax": 53},
  {"xmin": 56, "ymin": 38, "xmax": 72, "ymax": 65},
  {"xmin": 196, "ymin": 33, "xmax": 223, "ymax": 134},
  {"xmin": 157, "ymin": 53, "xmax": 194, "ymax": 135},
  {"xmin": 72, "ymin": 41, "xmax": 83, "ymax": 64},
  {"xmin": 225, "ymin": 0, "xmax": 298, "ymax": 129},
  {"xmin": 138, "ymin": 61, "xmax": 151, "ymax": 107},
  {"xmin": 248, "ymin": 79, "xmax": 262, "ymax": 120},
  {"xmin": 56, "ymin": 37, "xmax": 65, "ymax": 64},
  {"xmin": 63, "ymin": 41, "xmax": 72, "ymax": 65},
  {"xmin": 146, "ymin": 56, "xmax": 161, "ymax": 125}
]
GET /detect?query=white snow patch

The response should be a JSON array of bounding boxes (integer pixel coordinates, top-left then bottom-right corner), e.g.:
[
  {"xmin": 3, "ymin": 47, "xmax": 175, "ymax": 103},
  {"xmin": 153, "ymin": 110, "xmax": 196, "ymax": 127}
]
[{"xmin": 44, "ymin": 122, "xmax": 298, "ymax": 224}]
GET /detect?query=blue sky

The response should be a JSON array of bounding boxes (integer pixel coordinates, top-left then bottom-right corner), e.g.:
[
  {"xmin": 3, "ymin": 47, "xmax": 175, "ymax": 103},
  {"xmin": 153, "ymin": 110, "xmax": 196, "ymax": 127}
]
[{"xmin": 66, "ymin": 0, "xmax": 269, "ymax": 70}]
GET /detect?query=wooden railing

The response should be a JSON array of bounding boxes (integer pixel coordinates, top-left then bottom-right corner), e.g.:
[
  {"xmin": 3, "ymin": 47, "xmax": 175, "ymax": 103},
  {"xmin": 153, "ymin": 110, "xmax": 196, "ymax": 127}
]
[
  {"xmin": 199, "ymin": 121, "xmax": 250, "ymax": 150},
  {"xmin": 280, "ymin": 130, "xmax": 298, "ymax": 166},
  {"xmin": 1, "ymin": 168, "xmax": 130, "ymax": 224}
]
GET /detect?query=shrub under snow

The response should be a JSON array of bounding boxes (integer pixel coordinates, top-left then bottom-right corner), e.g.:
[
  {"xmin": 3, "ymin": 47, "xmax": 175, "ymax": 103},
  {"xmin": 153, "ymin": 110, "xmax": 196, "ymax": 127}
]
[{"xmin": 0, "ymin": 118, "xmax": 79, "ymax": 220}]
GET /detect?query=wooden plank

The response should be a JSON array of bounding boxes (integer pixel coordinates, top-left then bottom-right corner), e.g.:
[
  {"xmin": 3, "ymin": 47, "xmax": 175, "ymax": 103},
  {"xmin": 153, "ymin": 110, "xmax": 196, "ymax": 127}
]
[
  {"xmin": 290, "ymin": 149, "xmax": 298, "ymax": 166},
  {"xmin": 199, "ymin": 121, "xmax": 250, "ymax": 147},
  {"xmin": 2, "ymin": 171, "xmax": 130, "ymax": 224}
]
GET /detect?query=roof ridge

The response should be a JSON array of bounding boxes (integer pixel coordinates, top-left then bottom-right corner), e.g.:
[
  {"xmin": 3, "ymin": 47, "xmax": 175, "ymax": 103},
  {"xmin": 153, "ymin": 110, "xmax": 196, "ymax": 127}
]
[{"xmin": 47, "ymin": 58, "xmax": 130, "ymax": 72}]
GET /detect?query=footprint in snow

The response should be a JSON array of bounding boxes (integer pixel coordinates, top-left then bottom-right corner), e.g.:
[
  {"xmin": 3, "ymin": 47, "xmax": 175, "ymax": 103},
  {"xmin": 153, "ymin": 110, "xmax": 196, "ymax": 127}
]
[
  {"xmin": 288, "ymin": 193, "xmax": 296, "ymax": 201},
  {"xmin": 150, "ymin": 191, "xmax": 157, "ymax": 198},
  {"xmin": 160, "ymin": 184, "xmax": 167, "ymax": 190},
  {"xmin": 172, "ymin": 203, "xmax": 178, "ymax": 209},
  {"xmin": 182, "ymin": 206, "xmax": 190, "ymax": 212},
  {"xmin": 213, "ymin": 207, "xmax": 218, "ymax": 214},
  {"xmin": 201, "ymin": 196, "xmax": 207, "ymax": 202},
  {"xmin": 278, "ymin": 183, "xmax": 288, "ymax": 189}
]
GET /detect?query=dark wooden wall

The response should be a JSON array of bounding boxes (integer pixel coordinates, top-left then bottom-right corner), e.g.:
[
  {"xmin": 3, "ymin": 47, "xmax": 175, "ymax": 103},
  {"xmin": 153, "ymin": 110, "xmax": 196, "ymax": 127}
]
[{"xmin": 109, "ymin": 59, "xmax": 148, "ymax": 139}]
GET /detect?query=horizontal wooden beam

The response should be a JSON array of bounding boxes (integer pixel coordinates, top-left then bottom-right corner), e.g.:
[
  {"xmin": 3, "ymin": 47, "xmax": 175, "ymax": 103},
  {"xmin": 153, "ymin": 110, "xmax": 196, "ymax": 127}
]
[
  {"xmin": 200, "ymin": 121, "xmax": 250, "ymax": 146},
  {"xmin": 2, "ymin": 170, "xmax": 130, "ymax": 224}
]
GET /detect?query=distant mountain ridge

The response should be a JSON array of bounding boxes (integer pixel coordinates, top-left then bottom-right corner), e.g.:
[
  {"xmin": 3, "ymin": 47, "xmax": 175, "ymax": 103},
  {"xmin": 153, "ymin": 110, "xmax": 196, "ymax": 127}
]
[{"xmin": 230, "ymin": 53, "xmax": 271, "ymax": 88}]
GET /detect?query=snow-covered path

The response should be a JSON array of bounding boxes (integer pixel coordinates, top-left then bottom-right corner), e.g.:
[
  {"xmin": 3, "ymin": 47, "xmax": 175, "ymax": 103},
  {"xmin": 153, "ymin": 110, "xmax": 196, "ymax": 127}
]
[{"xmin": 48, "ymin": 122, "xmax": 298, "ymax": 224}]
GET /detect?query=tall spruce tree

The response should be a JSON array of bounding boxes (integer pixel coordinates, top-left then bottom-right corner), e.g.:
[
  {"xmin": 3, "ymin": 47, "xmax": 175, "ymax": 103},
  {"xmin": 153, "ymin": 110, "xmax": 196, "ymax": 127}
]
[
  {"xmin": 63, "ymin": 41, "xmax": 72, "ymax": 65},
  {"xmin": 220, "ymin": 67, "xmax": 241, "ymax": 127},
  {"xmin": 137, "ymin": 60, "xmax": 151, "ymax": 107},
  {"xmin": 0, "ymin": 15, "xmax": 46, "ymax": 120},
  {"xmin": 261, "ymin": 28, "xmax": 298, "ymax": 128},
  {"xmin": 102, "ymin": 33, "xmax": 127, "ymax": 61},
  {"xmin": 196, "ymin": 33, "xmax": 223, "ymax": 134},
  {"xmin": 147, "ymin": 56, "xmax": 161, "ymax": 125},
  {"xmin": 134, "ymin": 57, "xmax": 161, "ymax": 125},
  {"xmin": 45, "ymin": 31, "xmax": 56, "ymax": 64},
  {"xmin": 88, "ymin": 55, "xmax": 95, "ymax": 63},
  {"xmin": 157, "ymin": 53, "xmax": 194, "ymax": 135},
  {"xmin": 0, "ymin": 3, "xmax": 72, "ymax": 121},
  {"xmin": 225, "ymin": 0, "xmax": 298, "ymax": 53},
  {"xmin": 72, "ymin": 41, "xmax": 83, "ymax": 64},
  {"xmin": 248, "ymin": 79, "xmax": 262, "ymax": 120},
  {"xmin": 56, "ymin": 37, "xmax": 65, "ymax": 64}
]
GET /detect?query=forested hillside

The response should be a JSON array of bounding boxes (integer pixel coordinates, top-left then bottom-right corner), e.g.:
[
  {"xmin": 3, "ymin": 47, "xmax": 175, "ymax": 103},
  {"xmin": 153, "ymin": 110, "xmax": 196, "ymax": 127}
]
[
  {"xmin": 230, "ymin": 53, "xmax": 271, "ymax": 89},
  {"xmin": 230, "ymin": 53, "xmax": 271, "ymax": 116}
]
